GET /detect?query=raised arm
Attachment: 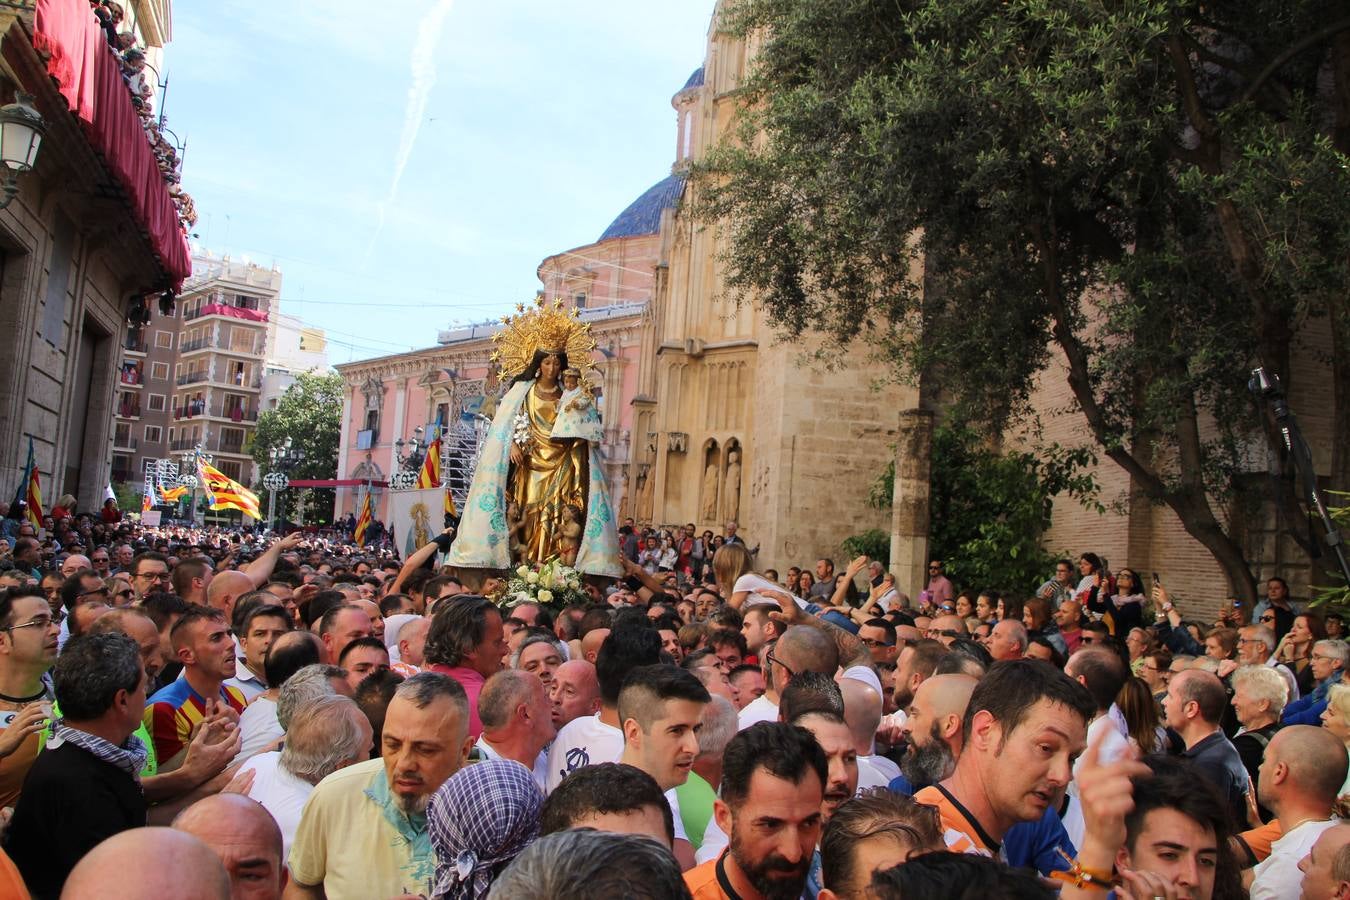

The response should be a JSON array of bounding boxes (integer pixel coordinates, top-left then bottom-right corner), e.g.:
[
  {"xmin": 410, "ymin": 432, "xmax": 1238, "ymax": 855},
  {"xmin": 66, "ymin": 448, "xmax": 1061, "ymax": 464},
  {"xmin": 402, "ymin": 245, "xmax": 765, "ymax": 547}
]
[
  {"xmin": 390, "ymin": 527, "xmax": 455, "ymax": 594},
  {"xmin": 243, "ymin": 532, "xmax": 305, "ymax": 588}
]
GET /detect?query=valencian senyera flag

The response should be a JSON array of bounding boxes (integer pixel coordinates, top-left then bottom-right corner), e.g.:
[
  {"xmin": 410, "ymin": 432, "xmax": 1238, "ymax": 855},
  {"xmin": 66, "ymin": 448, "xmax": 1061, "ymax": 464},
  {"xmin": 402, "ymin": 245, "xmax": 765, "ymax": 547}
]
[
  {"xmin": 354, "ymin": 488, "xmax": 373, "ymax": 547},
  {"xmin": 197, "ymin": 460, "xmax": 261, "ymax": 520},
  {"xmin": 21, "ymin": 436, "xmax": 42, "ymax": 528},
  {"xmin": 415, "ymin": 416, "xmax": 443, "ymax": 490}
]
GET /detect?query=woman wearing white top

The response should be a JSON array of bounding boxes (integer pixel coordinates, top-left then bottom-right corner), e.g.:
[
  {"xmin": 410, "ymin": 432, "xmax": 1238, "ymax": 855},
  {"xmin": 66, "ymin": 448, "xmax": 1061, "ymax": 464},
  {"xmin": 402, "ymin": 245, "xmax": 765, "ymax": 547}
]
[{"xmin": 713, "ymin": 543, "xmax": 803, "ymax": 611}]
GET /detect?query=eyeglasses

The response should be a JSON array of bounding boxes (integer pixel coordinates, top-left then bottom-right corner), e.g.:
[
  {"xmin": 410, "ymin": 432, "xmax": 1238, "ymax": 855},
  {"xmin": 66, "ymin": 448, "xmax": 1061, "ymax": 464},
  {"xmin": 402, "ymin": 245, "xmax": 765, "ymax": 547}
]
[
  {"xmin": 928, "ymin": 566, "xmax": 941, "ymax": 572},
  {"xmin": 77, "ymin": 588, "xmax": 109, "ymax": 601},
  {"xmin": 133, "ymin": 571, "xmax": 171, "ymax": 582},
  {"xmin": 859, "ymin": 637, "xmax": 894, "ymax": 648},
  {"xmin": 1312, "ymin": 653, "xmax": 1341, "ymax": 662},
  {"xmin": 765, "ymin": 647, "xmax": 796, "ymax": 680},
  {"xmin": 1259, "ymin": 615, "xmax": 1275, "ymax": 623},
  {"xmin": 6, "ymin": 614, "xmax": 59, "ymax": 633},
  {"xmin": 926, "ymin": 629, "xmax": 961, "ymax": 640},
  {"xmin": 1082, "ymin": 635, "xmax": 1102, "ymax": 644}
]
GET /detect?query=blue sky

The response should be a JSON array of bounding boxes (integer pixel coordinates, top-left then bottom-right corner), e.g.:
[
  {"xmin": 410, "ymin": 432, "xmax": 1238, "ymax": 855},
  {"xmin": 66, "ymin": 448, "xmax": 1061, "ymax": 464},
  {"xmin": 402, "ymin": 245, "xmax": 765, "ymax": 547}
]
[{"xmin": 167, "ymin": 1, "xmax": 716, "ymax": 364}]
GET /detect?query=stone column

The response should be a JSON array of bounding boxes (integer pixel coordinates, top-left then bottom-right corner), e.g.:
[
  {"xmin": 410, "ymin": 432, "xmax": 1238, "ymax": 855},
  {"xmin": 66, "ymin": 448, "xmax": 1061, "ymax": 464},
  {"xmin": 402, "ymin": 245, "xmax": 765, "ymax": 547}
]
[{"xmin": 890, "ymin": 409, "xmax": 934, "ymax": 599}]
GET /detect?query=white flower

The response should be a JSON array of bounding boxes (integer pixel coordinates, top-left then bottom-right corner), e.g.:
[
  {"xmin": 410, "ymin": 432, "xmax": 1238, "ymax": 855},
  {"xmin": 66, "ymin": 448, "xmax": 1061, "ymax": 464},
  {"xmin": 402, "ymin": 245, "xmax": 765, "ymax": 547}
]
[
  {"xmin": 526, "ymin": 571, "xmax": 539, "ymax": 584},
  {"xmin": 537, "ymin": 589, "xmax": 554, "ymax": 604},
  {"xmin": 568, "ymin": 579, "xmax": 580, "ymax": 590},
  {"xmin": 516, "ymin": 565, "xmax": 529, "ymax": 578},
  {"xmin": 515, "ymin": 591, "xmax": 531, "ymax": 604}
]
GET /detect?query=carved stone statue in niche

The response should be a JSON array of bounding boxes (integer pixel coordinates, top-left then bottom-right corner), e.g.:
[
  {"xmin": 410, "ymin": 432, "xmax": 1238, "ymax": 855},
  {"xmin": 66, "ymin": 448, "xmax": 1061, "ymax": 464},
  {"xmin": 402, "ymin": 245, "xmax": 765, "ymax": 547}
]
[
  {"xmin": 636, "ymin": 465, "xmax": 655, "ymax": 524},
  {"xmin": 701, "ymin": 443, "xmax": 721, "ymax": 523},
  {"xmin": 723, "ymin": 447, "xmax": 742, "ymax": 523}
]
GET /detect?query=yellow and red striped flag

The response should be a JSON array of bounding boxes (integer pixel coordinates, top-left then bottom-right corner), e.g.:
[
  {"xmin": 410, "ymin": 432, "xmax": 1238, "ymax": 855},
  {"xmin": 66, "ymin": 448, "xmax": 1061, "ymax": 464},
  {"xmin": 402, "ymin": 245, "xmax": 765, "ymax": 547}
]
[
  {"xmin": 197, "ymin": 460, "xmax": 261, "ymax": 520},
  {"xmin": 415, "ymin": 428, "xmax": 442, "ymax": 490},
  {"xmin": 23, "ymin": 437, "xmax": 42, "ymax": 529},
  {"xmin": 354, "ymin": 489, "xmax": 373, "ymax": 546}
]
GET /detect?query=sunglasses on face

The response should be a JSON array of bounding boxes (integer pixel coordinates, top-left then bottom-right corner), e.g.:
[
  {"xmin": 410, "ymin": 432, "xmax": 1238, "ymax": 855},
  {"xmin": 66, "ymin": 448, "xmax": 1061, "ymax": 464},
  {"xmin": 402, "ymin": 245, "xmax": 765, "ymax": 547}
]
[{"xmin": 1259, "ymin": 615, "xmax": 1275, "ymax": 623}]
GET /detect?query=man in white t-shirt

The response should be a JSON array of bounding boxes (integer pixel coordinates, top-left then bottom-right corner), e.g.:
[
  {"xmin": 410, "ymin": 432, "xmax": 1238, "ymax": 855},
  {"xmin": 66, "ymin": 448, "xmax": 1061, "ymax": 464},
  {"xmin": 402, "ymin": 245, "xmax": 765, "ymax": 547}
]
[
  {"xmin": 1060, "ymin": 646, "xmax": 1131, "ymax": 849},
  {"xmin": 737, "ymin": 625, "xmax": 838, "ymax": 731},
  {"xmin": 1250, "ymin": 726, "xmax": 1348, "ymax": 900},
  {"xmin": 546, "ymin": 624, "xmax": 661, "ymax": 791},
  {"xmin": 240, "ymin": 694, "xmax": 371, "ymax": 857},
  {"xmin": 616, "ymin": 663, "xmax": 711, "ymax": 871}
]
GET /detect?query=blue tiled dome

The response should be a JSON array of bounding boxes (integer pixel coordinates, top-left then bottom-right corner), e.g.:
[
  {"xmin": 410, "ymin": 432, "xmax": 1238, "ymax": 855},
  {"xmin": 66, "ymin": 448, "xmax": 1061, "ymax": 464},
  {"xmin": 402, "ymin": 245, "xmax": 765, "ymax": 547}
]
[
  {"xmin": 682, "ymin": 66, "xmax": 705, "ymax": 91},
  {"xmin": 598, "ymin": 174, "xmax": 686, "ymax": 242}
]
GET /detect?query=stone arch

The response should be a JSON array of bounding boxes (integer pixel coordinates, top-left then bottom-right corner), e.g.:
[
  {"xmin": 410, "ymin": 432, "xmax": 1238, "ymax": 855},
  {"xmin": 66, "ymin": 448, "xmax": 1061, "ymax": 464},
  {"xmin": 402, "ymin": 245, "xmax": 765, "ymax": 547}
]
[{"xmin": 700, "ymin": 439, "xmax": 722, "ymax": 524}]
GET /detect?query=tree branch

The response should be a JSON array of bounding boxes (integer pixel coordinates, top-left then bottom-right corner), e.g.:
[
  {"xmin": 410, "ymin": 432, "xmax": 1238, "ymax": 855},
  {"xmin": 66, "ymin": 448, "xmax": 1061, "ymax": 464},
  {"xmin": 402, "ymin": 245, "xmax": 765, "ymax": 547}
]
[{"xmin": 1238, "ymin": 17, "xmax": 1350, "ymax": 106}]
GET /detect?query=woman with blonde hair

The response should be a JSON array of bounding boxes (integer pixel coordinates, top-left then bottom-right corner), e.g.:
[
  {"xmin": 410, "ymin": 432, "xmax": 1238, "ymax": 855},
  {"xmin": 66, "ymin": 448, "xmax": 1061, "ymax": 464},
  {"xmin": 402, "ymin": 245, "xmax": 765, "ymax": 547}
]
[
  {"xmin": 713, "ymin": 543, "xmax": 799, "ymax": 611},
  {"xmin": 50, "ymin": 493, "xmax": 77, "ymax": 520},
  {"xmin": 1321, "ymin": 683, "xmax": 1350, "ymax": 796}
]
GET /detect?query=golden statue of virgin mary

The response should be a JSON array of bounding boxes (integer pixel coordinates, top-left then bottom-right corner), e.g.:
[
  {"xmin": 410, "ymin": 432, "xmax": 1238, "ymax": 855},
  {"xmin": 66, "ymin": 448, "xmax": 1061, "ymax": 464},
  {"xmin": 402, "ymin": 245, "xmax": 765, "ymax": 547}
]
[{"xmin": 447, "ymin": 299, "xmax": 623, "ymax": 577}]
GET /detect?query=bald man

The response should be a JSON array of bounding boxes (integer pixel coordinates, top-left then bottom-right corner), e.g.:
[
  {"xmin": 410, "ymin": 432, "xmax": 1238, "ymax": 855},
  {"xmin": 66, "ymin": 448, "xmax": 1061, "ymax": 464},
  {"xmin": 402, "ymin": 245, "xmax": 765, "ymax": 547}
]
[
  {"xmin": 61, "ymin": 827, "xmax": 231, "ymax": 900},
  {"xmin": 207, "ymin": 571, "xmax": 254, "ymax": 624},
  {"xmin": 739, "ymin": 625, "xmax": 839, "ymax": 730},
  {"xmin": 840, "ymin": 677, "xmax": 900, "ymax": 789},
  {"xmin": 580, "ymin": 627, "xmax": 610, "ymax": 664},
  {"xmin": 927, "ymin": 614, "xmax": 967, "ymax": 647},
  {"xmin": 60, "ymin": 554, "xmax": 90, "ymax": 578},
  {"xmin": 893, "ymin": 674, "xmax": 977, "ymax": 793},
  {"xmin": 550, "ymin": 659, "xmax": 602, "ymax": 728},
  {"xmin": 351, "ymin": 598, "xmax": 385, "ymax": 641},
  {"xmin": 174, "ymin": 794, "xmax": 287, "ymax": 900},
  {"xmin": 1296, "ymin": 822, "xmax": 1350, "ymax": 900},
  {"xmin": 1251, "ymin": 726, "xmax": 1350, "ymax": 899}
]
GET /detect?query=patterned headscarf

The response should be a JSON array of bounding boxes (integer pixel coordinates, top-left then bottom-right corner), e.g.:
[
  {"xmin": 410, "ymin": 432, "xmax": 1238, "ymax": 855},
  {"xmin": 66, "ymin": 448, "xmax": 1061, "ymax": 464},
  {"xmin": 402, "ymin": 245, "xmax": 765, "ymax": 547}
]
[{"xmin": 428, "ymin": 759, "xmax": 543, "ymax": 900}]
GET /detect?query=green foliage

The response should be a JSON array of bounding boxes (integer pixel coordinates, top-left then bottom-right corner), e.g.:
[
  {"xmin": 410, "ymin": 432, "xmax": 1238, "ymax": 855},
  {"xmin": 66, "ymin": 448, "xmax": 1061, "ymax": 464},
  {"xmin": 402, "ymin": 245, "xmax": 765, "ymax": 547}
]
[
  {"xmin": 841, "ymin": 528, "xmax": 891, "ymax": 567},
  {"xmin": 251, "ymin": 372, "xmax": 343, "ymax": 524},
  {"xmin": 1310, "ymin": 492, "xmax": 1350, "ymax": 612},
  {"xmin": 698, "ymin": 0, "xmax": 1350, "ymax": 599},
  {"xmin": 865, "ymin": 426, "xmax": 1098, "ymax": 593},
  {"xmin": 110, "ymin": 482, "xmax": 139, "ymax": 515}
]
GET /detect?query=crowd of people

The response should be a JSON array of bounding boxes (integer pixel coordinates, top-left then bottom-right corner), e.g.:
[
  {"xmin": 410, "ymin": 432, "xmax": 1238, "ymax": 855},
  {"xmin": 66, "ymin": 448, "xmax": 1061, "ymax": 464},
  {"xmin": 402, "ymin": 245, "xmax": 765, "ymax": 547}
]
[{"xmin": 0, "ymin": 508, "xmax": 1344, "ymax": 899}]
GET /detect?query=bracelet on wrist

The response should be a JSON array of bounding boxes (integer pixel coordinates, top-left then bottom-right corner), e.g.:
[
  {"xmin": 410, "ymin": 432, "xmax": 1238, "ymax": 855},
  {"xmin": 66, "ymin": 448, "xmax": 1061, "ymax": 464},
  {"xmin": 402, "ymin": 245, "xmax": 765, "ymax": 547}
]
[{"xmin": 1049, "ymin": 850, "xmax": 1115, "ymax": 891}]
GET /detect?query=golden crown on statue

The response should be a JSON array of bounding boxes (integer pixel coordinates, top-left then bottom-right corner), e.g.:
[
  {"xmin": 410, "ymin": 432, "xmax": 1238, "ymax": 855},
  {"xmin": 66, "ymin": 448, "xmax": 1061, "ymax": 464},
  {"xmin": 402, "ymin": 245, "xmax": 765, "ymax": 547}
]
[{"xmin": 490, "ymin": 296, "xmax": 599, "ymax": 383}]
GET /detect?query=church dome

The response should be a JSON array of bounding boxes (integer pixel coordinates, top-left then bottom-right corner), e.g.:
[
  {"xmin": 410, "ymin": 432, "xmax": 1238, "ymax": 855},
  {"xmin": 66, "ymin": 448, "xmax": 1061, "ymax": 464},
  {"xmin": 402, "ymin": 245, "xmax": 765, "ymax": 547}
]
[
  {"xmin": 598, "ymin": 174, "xmax": 686, "ymax": 242},
  {"xmin": 682, "ymin": 66, "xmax": 705, "ymax": 91}
]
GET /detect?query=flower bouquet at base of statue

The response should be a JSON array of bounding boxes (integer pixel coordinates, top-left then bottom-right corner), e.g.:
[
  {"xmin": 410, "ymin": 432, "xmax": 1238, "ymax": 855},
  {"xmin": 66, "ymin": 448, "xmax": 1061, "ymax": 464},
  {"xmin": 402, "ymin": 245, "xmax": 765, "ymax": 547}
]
[{"xmin": 502, "ymin": 557, "xmax": 588, "ymax": 609}]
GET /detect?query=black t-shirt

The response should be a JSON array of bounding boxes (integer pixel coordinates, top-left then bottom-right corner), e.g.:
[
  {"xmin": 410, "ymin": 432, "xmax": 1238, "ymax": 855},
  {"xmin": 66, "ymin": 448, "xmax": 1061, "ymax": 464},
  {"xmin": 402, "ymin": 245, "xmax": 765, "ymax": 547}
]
[
  {"xmin": 1233, "ymin": 722, "xmax": 1280, "ymax": 820},
  {"xmin": 4, "ymin": 741, "xmax": 146, "ymax": 899}
]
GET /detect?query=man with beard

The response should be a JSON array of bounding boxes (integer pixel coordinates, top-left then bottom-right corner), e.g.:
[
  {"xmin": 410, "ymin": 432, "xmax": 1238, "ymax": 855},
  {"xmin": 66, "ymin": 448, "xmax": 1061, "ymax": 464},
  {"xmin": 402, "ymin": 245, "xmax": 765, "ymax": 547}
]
[
  {"xmin": 288, "ymin": 673, "xmax": 474, "ymax": 899},
  {"xmin": 790, "ymin": 710, "xmax": 859, "ymax": 898},
  {"xmin": 914, "ymin": 660, "xmax": 1093, "ymax": 860},
  {"xmin": 618, "ymin": 664, "xmax": 711, "ymax": 870},
  {"xmin": 685, "ymin": 722, "xmax": 827, "ymax": 900},
  {"xmin": 889, "ymin": 674, "xmax": 977, "ymax": 795}
]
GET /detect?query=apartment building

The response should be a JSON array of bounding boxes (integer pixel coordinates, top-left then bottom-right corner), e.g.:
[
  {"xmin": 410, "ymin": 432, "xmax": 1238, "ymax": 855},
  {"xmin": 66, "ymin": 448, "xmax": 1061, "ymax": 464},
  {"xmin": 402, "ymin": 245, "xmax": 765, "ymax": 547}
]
[{"xmin": 113, "ymin": 253, "xmax": 282, "ymax": 488}]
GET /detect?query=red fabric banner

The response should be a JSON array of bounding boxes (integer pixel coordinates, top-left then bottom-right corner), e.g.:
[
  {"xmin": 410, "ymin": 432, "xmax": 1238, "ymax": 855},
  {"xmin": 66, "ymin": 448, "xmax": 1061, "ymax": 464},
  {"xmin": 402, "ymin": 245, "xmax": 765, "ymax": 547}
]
[
  {"xmin": 32, "ymin": 0, "xmax": 191, "ymax": 289},
  {"xmin": 200, "ymin": 303, "xmax": 268, "ymax": 323}
]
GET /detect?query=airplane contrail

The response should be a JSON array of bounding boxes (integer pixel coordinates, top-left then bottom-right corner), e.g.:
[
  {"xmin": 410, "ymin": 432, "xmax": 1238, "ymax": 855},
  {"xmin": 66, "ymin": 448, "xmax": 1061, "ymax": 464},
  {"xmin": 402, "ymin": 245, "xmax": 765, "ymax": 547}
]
[{"xmin": 365, "ymin": 0, "xmax": 456, "ymax": 261}]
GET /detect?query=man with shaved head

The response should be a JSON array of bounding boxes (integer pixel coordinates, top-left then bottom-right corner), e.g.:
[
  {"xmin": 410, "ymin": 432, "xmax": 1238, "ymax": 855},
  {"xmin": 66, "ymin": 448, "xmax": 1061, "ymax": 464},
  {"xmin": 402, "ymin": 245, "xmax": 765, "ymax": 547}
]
[
  {"xmin": 891, "ymin": 674, "xmax": 977, "ymax": 794},
  {"xmin": 550, "ymin": 658, "xmax": 601, "ymax": 728},
  {"xmin": 174, "ymin": 794, "xmax": 287, "ymax": 900},
  {"xmin": 1250, "ymin": 725, "xmax": 1349, "ymax": 898},
  {"xmin": 839, "ymin": 678, "xmax": 899, "ymax": 789},
  {"xmin": 206, "ymin": 570, "xmax": 253, "ymax": 624},
  {"xmin": 59, "ymin": 553, "xmax": 90, "ymax": 578},
  {"xmin": 926, "ymin": 614, "xmax": 968, "ymax": 647},
  {"xmin": 62, "ymin": 827, "xmax": 231, "ymax": 900},
  {"xmin": 1296, "ymin": 822, "xmax": 1350, "ymax": 900},
  {"xmin": 738, "ymin": 624, "xmax": 838, "ymax": 730},
  {"xmin": 173, "ymin": 557, "xmax": 214, "ymax": 605}
]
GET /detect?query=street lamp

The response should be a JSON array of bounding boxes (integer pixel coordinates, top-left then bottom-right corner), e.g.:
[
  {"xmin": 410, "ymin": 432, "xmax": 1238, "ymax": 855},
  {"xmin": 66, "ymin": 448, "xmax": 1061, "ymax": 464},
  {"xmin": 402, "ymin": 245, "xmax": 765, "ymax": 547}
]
[
  {"xmin": 394, "ymin": 426, "xmax": 426, "ymax": 472},
  {"xmin": 178, "ymin": 435, "xmax": 211, "ymax": 526},
  {"xmin": 0, "ymin": 93, "xmax": 45, "ymax": 210},
  {"xmin": 265, "ymin": 438, "xmax": 305, "ymax": 532}
]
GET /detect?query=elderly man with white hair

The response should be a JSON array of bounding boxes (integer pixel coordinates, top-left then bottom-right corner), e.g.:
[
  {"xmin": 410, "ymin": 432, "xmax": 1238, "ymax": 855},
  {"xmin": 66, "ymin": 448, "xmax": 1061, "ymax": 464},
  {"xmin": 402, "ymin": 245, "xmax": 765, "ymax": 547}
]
[
  {"xmin": 239, "ymin": 694, "xmax": 372, "ymax": 857},
  {"xmin": 1237, "ymin": 623, "xmax": 1299, "ymax": 702}
]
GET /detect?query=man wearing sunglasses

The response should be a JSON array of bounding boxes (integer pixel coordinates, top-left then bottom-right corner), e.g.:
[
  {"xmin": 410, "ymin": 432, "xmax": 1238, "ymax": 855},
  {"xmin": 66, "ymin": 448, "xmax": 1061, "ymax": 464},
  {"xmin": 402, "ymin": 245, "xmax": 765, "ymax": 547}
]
[
  {"xmin": 0, "ymin": 586, "xmax": 60, "ymax": 809},
  {"xmin": 1252, "ymin": 576, "xmax": 1297, "ymax": 643}
]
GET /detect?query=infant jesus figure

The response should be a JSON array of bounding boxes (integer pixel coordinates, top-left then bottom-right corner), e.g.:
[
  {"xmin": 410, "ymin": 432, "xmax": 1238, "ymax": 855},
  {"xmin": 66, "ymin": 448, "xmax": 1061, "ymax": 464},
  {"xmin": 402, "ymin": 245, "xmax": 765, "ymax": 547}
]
[{"xmin": 550, "ymin": 368, "xmax": 604, "ymax": 444}]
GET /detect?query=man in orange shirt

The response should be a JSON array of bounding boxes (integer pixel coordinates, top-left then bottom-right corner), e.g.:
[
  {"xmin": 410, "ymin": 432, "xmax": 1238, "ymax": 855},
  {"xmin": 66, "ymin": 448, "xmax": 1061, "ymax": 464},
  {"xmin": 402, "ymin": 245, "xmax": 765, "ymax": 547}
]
[
  {"xmin": 914, "ymin": 660, "xmax": 1093, "ymax": 859},
  {"xmin": 684, "ymin": 722, "xmax": 826, "ymax": 900}
]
